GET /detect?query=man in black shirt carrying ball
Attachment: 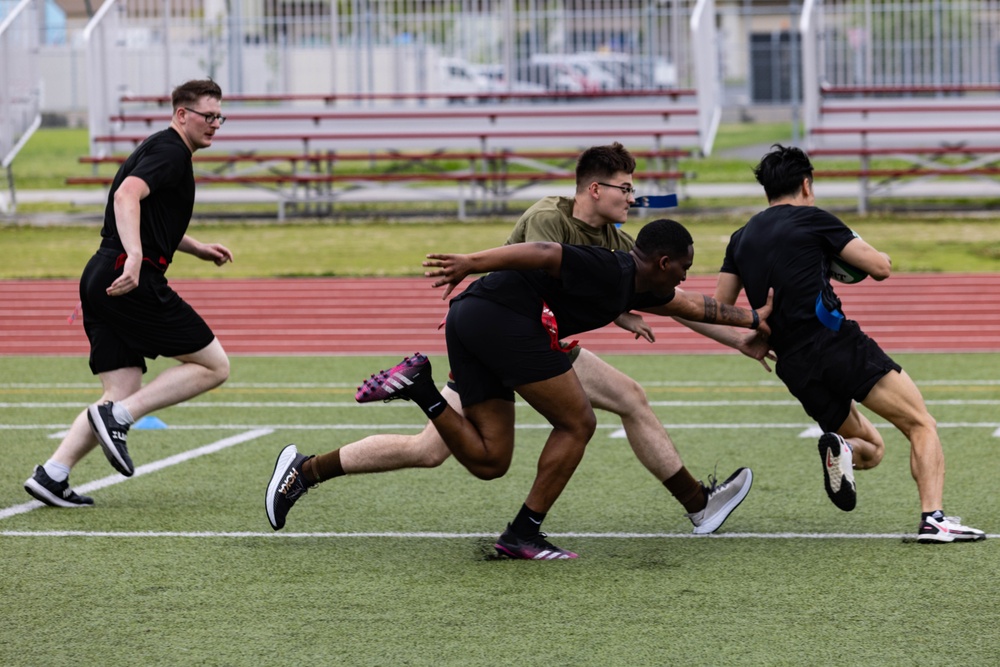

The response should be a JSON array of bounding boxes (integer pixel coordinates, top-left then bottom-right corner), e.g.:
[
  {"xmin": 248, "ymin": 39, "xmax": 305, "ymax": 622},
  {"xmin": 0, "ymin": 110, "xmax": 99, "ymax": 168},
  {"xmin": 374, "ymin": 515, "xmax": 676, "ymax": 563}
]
[
  {"xmin": 715, "ymin": 144, "xmax": 985, "ymax": 544},
  {"xmin": 24, "ymin": 79, "xmax": 234, "ymax": 507}
]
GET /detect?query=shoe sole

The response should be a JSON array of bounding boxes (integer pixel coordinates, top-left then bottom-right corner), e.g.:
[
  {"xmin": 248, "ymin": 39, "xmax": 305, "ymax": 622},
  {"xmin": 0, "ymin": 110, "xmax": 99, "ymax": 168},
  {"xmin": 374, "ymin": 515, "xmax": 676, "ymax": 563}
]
[
  {"xmin": 917, "ymin": 532, "xmax": 986, "ymax": 544},
  {"xmin": 23, "ymin": 478, "xmax": 93, "ymax": 508},
  {"xmin": 265, "ymin": 445, "xmax": 299, "ymax": 530},
  {"xmin": 819, "ymin": 433, "xmax": 856, "ymax": 512},
  {"xmin": 692, "ymin": 468, "xmax": 753, "ymax": 535},
  {"xmin": 87, "ymin": 404, "xmax": 134, "ymax": 477},
  {"xmin": 494, "ymin": 538, "xmax": 578, "ymax": 560}
]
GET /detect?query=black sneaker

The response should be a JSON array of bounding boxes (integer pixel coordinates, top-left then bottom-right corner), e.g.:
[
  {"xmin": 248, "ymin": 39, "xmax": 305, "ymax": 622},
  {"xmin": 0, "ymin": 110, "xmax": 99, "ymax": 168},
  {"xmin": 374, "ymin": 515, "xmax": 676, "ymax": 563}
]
[
  {"xmin": 265, "ymin": 444, "xmax": 314, "ymax": 531},
  {"xmin": 87, "ymin": 401, "xmax": 134, "ymax": 477},
  {"xmin": 24, "ymin": 466, "xmax": 94, "ymax": 508},
  {"xmin": 355, "ymin": 353, "xmax": 433, "ymax": 403},
  {"xmin": 494, "ymin": 524, "xmax": 578, "ymax": 560}
]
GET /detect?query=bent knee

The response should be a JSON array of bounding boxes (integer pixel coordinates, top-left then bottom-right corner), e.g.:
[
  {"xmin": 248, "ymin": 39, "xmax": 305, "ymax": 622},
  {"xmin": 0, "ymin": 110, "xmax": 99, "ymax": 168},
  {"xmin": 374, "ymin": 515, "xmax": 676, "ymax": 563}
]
[
  {"xmin": 413, "ymin": 441, "xmax": 451, "ymax": 468},
  {"xmin": 565, "ymin": 409, "xmax": 597, "ymax": 442},
  {"xmin": 469, "ymin": 459, "xmax": 511, "ymax": 481}
]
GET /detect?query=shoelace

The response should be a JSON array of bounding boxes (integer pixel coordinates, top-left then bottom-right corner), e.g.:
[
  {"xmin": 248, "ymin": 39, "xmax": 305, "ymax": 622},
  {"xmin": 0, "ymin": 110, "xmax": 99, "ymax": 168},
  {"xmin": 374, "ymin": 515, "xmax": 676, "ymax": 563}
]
[{"xmin": 704, "ymin": 466, "xmax": 724, "ymax": 494}]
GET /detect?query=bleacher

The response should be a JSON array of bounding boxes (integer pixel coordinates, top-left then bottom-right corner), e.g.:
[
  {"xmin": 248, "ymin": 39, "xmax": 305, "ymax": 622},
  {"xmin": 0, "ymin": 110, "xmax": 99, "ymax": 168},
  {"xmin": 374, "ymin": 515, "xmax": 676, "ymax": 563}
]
[
  {"xmin": 70, "ymin": 90, "xmax": 704, "ymax": 219},
  {"xmin": 799, "ymin": 1, "xmax": 1000, "ymax": 213},
  {"xmin": 804, "ymin": 85, "xmax": 1000, "ymax": 212}
]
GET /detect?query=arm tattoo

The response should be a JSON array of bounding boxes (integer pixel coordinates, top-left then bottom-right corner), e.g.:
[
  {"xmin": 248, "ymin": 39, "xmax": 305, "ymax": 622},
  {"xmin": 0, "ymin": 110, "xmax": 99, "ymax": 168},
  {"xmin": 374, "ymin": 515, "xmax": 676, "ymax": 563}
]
[{"xmin": 701, "ymin": 294, "xmax": 719, "ymax": 324}]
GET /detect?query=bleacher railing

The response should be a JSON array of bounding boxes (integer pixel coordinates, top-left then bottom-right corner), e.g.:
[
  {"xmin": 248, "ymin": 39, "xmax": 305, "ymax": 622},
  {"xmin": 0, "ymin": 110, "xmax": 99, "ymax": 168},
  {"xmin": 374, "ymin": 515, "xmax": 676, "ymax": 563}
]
[
  {"xmin": 0, "ymin": 0, "xmax": 41, "ymax": 213},
  {"xmin": 811, "ymin": 0, "xmax": 1000, "ymax": 90},
  {"xmin": 690, "ymin": 0, "xmax": 719, "ymax": 156}
]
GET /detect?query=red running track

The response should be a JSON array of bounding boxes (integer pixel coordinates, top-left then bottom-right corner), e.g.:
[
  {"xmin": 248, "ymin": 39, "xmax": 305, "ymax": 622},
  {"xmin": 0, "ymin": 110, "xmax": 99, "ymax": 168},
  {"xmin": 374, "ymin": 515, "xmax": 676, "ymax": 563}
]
[{"xmin": 2, "ymin": 274, "xmax": 1000, "ymax": 356}]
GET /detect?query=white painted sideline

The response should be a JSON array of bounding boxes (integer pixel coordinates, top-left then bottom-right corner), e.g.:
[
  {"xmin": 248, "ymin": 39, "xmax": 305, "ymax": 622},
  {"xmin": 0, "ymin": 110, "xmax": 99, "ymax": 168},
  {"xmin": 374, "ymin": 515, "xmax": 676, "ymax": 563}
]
[
  {"xmin": 0, "ymin": 428, "xmax": 273, "ymax": 521},
  {"xmin": 2, "ymin": 529, "xmax": 996, "ymax": 540}
]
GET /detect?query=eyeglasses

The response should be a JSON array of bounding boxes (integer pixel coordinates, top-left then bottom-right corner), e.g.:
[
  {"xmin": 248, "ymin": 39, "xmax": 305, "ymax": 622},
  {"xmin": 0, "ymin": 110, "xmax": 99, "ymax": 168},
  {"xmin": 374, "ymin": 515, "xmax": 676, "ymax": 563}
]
[
  {"xmin": 597, "ymin": 182, "xmax": 636, "ymax": 196},
  {"xmin": 183, "ymin": 107, "xmax": 226, "ymax": 125}
]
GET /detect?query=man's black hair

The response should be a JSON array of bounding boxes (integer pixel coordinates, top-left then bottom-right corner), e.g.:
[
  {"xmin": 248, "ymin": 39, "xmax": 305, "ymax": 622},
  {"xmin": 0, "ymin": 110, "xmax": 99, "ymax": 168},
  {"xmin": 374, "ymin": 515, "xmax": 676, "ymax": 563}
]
[
  {"xmin": 634, "ymin": 218, "xmax": 693, "ymax": 258},
  {"xmin": 753, "ymin": 143, "xmax": 814, "ymax": 202}
]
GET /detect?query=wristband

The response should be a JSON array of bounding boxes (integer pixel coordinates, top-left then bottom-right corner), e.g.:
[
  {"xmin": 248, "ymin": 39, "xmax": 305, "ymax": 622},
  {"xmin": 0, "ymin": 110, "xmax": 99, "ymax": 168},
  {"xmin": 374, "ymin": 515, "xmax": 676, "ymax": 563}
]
[{"xmin": 750, "ymin": 310, "xmax": 760, "ymax": 330}]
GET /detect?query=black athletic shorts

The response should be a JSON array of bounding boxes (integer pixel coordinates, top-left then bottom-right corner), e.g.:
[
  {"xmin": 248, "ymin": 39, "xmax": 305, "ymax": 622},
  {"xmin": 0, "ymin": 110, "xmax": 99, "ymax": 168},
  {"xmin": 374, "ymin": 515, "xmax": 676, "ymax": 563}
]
[
  {"xmin": 79, "ymin": 248, "xmax": 216, "ymax": 374},
  {"xmin": 444, "ymin": 295, "xmax": 573, "ymax": 407},
  {"xmin": 775, "ymin": 318, "xmax": 902, "ymax": 433}
]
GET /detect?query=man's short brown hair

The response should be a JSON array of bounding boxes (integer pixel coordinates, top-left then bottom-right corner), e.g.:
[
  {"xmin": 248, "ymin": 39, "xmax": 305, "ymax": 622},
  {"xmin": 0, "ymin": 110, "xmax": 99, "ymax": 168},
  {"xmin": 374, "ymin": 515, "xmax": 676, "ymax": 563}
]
[
  {"xmin": 171, "ymin": 79, "xmax": 223, "ymax": 110},
  {"xmin": 575, "ymin": 142, "xmax": 636, "ymax": 192}
]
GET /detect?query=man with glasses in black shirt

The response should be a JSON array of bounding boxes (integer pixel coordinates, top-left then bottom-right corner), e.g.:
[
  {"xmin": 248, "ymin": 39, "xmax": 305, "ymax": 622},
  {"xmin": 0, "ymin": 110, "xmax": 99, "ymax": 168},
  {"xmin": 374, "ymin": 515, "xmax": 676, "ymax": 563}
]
[{"xmin": 24, "ymin": 79, "xmax": 234, "ymax": 508}]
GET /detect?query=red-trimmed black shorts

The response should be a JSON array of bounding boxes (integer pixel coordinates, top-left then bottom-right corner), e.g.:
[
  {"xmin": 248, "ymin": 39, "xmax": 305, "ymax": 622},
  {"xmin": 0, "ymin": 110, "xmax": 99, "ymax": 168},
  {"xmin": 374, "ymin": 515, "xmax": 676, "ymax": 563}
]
[
  {"xmin": 79, "ymin": 248, "xmax": 216, "ymax": 374},
  {"xmin": 444, "ymin": 295, "xmax": 573, "ymax": 408}
]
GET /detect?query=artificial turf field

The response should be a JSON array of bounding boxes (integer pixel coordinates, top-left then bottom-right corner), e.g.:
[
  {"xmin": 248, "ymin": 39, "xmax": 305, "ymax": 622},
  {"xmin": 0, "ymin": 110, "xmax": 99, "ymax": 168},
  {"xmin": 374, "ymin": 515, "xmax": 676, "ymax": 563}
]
[{"xmin": 1, "ymin": 352, "xmax": 998, "ymax": 666}]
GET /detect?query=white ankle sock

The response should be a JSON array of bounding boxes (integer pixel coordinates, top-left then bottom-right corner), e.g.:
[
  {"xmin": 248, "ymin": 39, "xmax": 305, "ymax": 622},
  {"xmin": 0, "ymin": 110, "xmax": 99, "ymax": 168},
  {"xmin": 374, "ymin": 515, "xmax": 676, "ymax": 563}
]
[
  {"xmin": 43, "ymin": 460, "xmax": 71, "ymax": 483},
  {"xmin": 111, "ymin": 402, "xmax": 135, "ymax": 425}
]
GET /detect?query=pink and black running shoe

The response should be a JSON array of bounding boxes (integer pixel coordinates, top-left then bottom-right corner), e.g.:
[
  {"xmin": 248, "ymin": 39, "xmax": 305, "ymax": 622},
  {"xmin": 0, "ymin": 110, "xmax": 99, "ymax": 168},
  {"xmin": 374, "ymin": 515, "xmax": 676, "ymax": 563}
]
[{"xmin": 355, "ymin": 353, "xmax": 432, "ymax": 403}]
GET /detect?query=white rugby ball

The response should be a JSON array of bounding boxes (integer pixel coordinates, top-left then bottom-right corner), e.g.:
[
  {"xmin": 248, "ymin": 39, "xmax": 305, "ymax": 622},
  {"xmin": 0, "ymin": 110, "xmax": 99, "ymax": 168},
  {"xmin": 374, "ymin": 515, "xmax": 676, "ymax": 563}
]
[{"xmin": 828, "ymin": 229, "xmax": 868, "ymax": 284}]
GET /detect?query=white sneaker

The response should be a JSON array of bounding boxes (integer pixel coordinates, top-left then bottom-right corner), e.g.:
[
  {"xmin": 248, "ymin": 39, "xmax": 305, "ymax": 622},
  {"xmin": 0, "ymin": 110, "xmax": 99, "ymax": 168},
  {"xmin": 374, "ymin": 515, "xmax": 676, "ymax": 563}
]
[
  {"xmin": 818, "ymin": 433, "xmax": 855, "ymax": 511},
  {"xmin": 687, "ymin": 467, "xmax": 753, "ymax": 535},
  {"xmin": 917, "ymin": 514, "xmax": 986, "ymax": 544}
]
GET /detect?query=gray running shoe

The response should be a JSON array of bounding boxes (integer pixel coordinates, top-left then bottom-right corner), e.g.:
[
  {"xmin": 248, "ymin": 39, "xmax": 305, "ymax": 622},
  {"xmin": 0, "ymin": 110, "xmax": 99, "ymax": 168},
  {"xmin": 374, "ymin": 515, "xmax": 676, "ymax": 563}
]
[{"xmin": 687, "ymin": 467, "xmax": 753, "ymax": 534}]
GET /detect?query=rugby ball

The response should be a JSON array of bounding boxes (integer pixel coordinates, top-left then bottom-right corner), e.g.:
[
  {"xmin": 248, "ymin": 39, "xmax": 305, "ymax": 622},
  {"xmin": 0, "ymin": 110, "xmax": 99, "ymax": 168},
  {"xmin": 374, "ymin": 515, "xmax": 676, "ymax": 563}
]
[
  {"xmin": 829, "ymin": 256, "xmax": 868, "ymax": 284},
  {"xmin": 829, "ymin": 229, "xmax": 868, "ymax": 284}
]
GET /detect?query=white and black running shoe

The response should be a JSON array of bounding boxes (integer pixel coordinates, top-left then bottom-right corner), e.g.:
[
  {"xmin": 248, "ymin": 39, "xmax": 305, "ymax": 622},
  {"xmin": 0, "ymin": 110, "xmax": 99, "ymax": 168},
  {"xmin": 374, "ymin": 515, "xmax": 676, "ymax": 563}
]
[
  {"xmin": 87, "ymin": 401, "xmax": 134, "ymax": 477},
  {"xmin": 24, "ymin": 465, "xmax": 94, "ymax": 508},
  {"xmin": 265, "ymin": 444, "xmax": 314, "ymax": 531}
]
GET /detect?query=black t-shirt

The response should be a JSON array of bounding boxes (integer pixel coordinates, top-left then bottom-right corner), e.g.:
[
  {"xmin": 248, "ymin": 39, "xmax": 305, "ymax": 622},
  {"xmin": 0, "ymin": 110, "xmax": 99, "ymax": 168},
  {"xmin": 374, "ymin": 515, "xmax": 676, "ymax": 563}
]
[
  {"xmin": 453, "ymin": 244, "xmax": 674, "ymax": 337},
  {"xmin": 720, "ymin": 205, "xmax": 858, "ymax": 353},
  {"xmin": 100, "ymin": 128, "xmax": 195, "ymax": 268}
]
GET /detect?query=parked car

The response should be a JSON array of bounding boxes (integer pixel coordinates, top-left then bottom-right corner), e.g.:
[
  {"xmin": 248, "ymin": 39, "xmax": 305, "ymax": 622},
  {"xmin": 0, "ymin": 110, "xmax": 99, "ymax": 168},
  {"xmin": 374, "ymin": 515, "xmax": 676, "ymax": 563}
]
[
  {"xmin": 437, "ymin": 58, "xmax": 546, "ymax": 101},
  {"xmin": 528, "ymin": 53, "xmax": 610, "ymax": 92}
]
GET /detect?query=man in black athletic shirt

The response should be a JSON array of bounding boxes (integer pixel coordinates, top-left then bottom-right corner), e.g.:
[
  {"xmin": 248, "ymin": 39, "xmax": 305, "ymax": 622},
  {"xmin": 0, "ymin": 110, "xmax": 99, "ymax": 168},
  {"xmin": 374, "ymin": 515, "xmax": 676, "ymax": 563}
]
[
  {"xmin": 714, "ymin": 144, "xmax": 985, "ymax": 544},
  {"xmin": 24, "ymin": 79, "xmax": 234, "ymax": 507}
]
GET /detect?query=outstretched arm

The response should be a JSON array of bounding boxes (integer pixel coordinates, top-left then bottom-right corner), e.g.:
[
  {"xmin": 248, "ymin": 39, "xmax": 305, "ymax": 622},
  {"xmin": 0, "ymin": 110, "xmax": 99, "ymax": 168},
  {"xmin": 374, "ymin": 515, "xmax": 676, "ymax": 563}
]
[
  {"xmin": 709, "ymin": 273, "xmax": 776, "ymax": 371},
  {"xmin": 423, "ymin": 242, "xmax": 563, "ymax": 299},
  {"xmin": 654, "ymin": 288, "xmax": 773, "ymax": 334}
]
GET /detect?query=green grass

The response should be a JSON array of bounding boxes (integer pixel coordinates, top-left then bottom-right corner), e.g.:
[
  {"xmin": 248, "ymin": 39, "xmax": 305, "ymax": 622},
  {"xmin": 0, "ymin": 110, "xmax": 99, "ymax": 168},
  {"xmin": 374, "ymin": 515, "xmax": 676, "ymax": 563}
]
[
  {"xmin": 4, "ymin": 212, "xmax": 1000, "ymax": 279},
  {"xmin": 7, "ymin": 123, "xmax": 1000, "ymax": 279},
  {"xmin": 1, "ymin": 353, "xmax": 998, "ymax": 666}
]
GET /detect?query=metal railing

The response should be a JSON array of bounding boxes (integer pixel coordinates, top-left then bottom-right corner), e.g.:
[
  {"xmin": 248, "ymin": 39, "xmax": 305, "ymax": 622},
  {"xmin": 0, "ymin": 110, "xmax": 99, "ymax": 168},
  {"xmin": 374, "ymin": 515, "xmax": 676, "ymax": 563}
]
[{"xmin": 0, "ymin": 0, "xmax": 41, "ymax": 213}]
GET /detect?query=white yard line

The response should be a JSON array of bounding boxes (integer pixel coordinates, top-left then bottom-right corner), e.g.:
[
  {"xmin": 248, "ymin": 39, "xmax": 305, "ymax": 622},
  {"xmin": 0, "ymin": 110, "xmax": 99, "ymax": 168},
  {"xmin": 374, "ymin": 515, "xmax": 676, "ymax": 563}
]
[
  {"xmin": 0, "ymin": 428, "xmax": 273, "ymax": 521},
  {"xmin": 0, "ymin": 529, "xmax": 996, "ymax": 540},
  {"xmin": 6, "ymin": 398, "xmax": 1000, "ymax": 409}
]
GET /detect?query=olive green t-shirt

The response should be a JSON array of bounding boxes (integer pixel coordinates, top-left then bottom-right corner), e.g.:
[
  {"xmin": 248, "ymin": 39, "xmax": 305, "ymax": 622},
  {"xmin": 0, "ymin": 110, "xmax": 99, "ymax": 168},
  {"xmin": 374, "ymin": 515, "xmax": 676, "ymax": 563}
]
[{"xmin": 505, "ymin": 196, "xmax": 636, "ymax": 252}]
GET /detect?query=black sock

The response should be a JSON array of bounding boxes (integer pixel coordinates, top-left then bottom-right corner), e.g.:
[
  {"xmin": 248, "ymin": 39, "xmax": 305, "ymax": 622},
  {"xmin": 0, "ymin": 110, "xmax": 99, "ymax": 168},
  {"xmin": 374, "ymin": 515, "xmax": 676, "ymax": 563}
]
[
  {"xmin": 922, "ymin": 510, "xmax": 944, "ymax": 521},
  {"xmin": 408, "ymin": 383, "xmax": 448, "ymax": 419},
  {"xmin": 510, "ymin": 504, "xmax": 546, "ymax": 537}
]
